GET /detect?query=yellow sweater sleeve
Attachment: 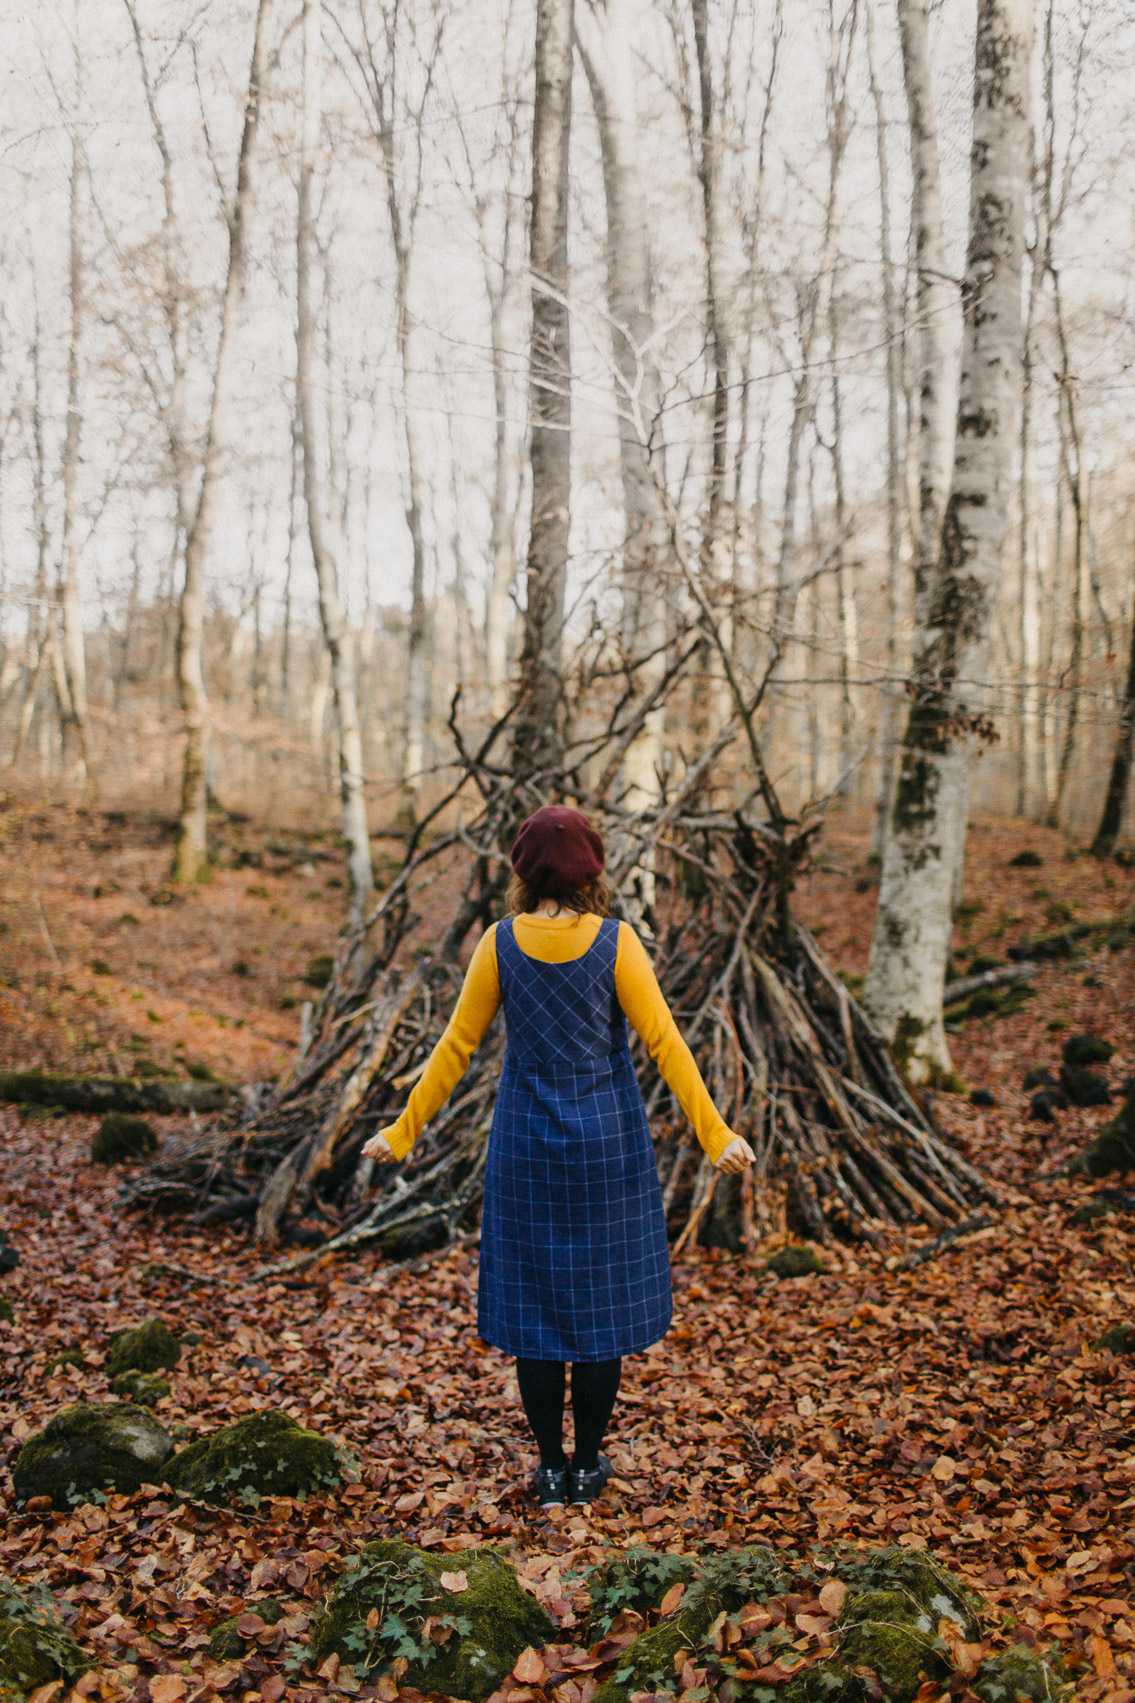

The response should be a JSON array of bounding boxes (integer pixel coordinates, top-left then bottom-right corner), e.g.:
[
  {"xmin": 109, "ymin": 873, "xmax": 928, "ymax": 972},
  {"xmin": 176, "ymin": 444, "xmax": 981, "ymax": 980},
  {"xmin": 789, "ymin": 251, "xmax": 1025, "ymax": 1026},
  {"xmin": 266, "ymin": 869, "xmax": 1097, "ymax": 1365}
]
[
  {"xmin": 380, "ymin": 926, "xmax": 501, "ymax": 1161},
  {"xmin": 614, "ymin": 922, "xmax": 734, "ymax": 1165}
]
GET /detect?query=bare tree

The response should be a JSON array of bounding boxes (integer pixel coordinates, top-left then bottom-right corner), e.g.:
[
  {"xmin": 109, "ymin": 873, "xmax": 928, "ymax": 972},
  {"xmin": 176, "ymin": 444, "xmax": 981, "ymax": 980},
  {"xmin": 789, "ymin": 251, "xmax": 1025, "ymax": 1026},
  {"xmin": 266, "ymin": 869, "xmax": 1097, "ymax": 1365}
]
[
  {"xmin": 167, "ymin": 0, "xmax": 275, "ymax": 883},
  {"xmin": 1091, "ymin": 583, "xmax": 1135, "ymax": 858},
  {"xmin": 513, "ymin": 0, "xmax": 574, "ymax": 779},
  {"xmin": 864, "ymin": 0, "xmax": 1035, "ymax": 1083},
  {"xmin": 296, "ymin": 0, "xmax": 374, "ymax": 930}
]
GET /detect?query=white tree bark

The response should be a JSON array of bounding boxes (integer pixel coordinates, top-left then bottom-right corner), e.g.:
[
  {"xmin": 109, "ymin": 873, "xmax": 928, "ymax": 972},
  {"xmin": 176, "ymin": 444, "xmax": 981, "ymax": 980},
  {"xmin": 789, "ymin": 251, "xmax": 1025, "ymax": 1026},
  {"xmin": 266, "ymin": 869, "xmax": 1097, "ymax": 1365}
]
[
  {"xmin": 864, "ymin": 0, "xmax": 1034, "ymax": 1083},
  {"xmin": 577, "ymin": 0, "xmax": 668, "ymax": 815},
  {"xmin": 171, "ymin": 0, "xmax": 274, "ymax": 883},
  {"xmin": 58, "ymin": 32, "xmax": 93, "ymax": 785},
  {"xmin": 895, "ymin": 0, "xmax": 956, "ymax": 629},
  {"xmin": 297, "ymin": 0, "xmax": 373, "ymax": 932}
]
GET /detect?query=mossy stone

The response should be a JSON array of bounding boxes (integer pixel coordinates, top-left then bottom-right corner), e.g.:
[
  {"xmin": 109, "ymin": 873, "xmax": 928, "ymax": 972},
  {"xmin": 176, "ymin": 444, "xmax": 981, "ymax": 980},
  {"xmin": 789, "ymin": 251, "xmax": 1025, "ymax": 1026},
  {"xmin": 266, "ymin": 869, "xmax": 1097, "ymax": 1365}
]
[
  {"xmin": 974, "ymin": 1644, "xmax": 1066, "ymax": 1702},
  {"xmin": 1071, "ymin": 1084, "xmax": 1135, "ymax": 1177},
  {"xmin": 767, "ymin": 1245, "xmax": 828, "ymax": 1278},
  {"xmin": 1008, "ymin": 850, "xmax": 1043, "ymax": 868},
  {"xmin": 782, "ymin": 1662, "xmax": 871, "ymax": 1703},
  {"xmin": 836, "ymin": 1545, "xmax": 980, "ymax": 1638},
  {"xmin": 1072, "ymin": 1198, "xmax": 1114, "ymax": 1224},
  {"xmin": 1059, "ymin": 1067, "xmax": 1111, "ymax": 1109},
  {"xmin": 1062, "ymin": 1035, "xmax": 1114, "ymax": 1068},
  {"xmin": 105, "ymin": 1318, "xmax": 181, "ymax": 1379},
  {"xmin": 1090, "ymin": 1323, "xmax": 1133, "ymax": 1354},
  {"xmin": 837, "ymin": 1588, "xmax": 948, "ymax": 1701},
  {"xmin": 0, "ymin": 1576, "xmax": 92, "ymax": 1695},
  {"xmin": 311, "ymin": 1540, "xmax": 556, "ymax": 1702},
  {"xmin": 110, "ymin": 1371, "xmax": 171, "ymax": 1406},
  {"xmin": 48, "ymin": 1350, "xmax": 87, "ymax": 1376},
  {"xmin": 166, "ymin": 1408, "xmax": 344, "ymax": 1504},
  {"xmin": 90, "ymin": 1112, "xmax": 158, "ymax": 1165},
  {"xmin": 13, "ymin": 1402, "xmax": 173, "ymax": 1508},
  {"xmin": 303, "ymin": 954, "xmax": 335, "ymax": 989},
  {"xmin": 0, "ymin": 1296, "xmax": 13, "ymax": 1325},
  {"xmin": 208, "ymin": 1597, "xmax": 285, "ymax": 1658}
]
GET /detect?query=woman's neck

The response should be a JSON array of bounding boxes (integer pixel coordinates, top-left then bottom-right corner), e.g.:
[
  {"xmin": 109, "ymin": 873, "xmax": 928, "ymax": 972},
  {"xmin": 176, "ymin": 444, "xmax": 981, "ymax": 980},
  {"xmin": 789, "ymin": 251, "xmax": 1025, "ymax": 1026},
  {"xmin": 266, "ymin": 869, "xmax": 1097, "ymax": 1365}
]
[{"xmin": 531, "ymin": 900, "xmax": 576, "ymax": 919}]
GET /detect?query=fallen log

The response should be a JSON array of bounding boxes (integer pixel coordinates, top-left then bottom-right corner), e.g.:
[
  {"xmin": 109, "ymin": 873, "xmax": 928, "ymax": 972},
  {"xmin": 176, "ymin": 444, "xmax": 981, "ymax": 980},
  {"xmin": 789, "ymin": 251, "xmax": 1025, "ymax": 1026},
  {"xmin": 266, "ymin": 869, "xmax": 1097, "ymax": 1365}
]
[
  {"xmin": 942, "ymin": 961, "xmax": 1037, "ymax": 1006},
  {"xmin": 0, "ymin": 1071, "xmax": 233, "ymax": 1116}
]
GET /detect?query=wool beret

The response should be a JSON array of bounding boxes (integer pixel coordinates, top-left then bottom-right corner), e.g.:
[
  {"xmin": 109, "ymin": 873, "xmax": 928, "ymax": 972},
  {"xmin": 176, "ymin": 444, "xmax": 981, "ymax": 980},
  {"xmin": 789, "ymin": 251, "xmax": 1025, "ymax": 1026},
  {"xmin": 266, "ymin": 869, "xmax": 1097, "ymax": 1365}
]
[{"xmin": 510, "ymin": 806, "xmax": 605, "ymax": 896}]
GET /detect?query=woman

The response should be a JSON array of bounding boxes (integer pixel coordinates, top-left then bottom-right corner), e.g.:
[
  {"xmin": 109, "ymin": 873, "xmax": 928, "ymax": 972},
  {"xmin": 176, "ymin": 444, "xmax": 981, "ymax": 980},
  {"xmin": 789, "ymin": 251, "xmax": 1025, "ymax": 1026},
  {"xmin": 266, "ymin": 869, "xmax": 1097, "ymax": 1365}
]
[{"xmin": 363, "ymin": 806, "xmax": 754, "ymax": 1507}]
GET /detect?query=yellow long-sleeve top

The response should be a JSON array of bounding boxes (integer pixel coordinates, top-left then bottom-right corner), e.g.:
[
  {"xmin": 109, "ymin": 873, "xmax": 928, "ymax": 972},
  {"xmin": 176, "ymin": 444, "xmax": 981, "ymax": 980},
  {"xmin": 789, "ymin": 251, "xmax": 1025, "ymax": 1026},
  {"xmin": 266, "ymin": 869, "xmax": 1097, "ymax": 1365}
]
[{"xmin": 381, "ymin": 913, "xmax": 734, "ymax": 1164}]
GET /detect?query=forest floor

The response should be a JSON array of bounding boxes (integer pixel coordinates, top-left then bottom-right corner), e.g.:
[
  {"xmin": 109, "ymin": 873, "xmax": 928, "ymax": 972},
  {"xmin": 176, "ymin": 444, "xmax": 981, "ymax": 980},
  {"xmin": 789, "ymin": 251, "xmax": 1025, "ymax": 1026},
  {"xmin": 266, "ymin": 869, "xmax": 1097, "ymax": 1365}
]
[{"xmin": 1, "ymin": 791, "xmax": 1134, "ymax": 1702}]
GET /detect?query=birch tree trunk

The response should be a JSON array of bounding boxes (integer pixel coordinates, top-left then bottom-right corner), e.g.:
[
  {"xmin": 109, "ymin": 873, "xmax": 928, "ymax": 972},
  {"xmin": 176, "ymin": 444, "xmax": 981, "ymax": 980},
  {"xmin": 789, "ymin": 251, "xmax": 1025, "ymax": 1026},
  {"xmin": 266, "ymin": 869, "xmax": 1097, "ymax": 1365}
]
[
  {"xmin": 514, "ymin": 0, "xmax": 573, "ymax": 780},
  {"xmin": 895, "ymin": 0, "xmax": 955, "ymax": 631},
  {"xmin": 1016, "ymin": 246, "xmax": 1040, "ymax": 816},
  {"xmin": 58, "ymin": 103, "xmax": 93, "ymax": 786},
  {"xmin": 297, "ymin": 0, "xmax": 373, "ymax": 931},
  {"xmin": 577, "ymin": 0, "xmax": 668, "ymax": 813},
  {"xmin": 171, "ymin": 0, "xmax": 274, "ymax": 884},
  {"xmin": 1091, "ymin": 583, "xmax": 1135, "ymax": 859},
  {"xmin": 864, "ymin": 0, "xmax": 1034, "ymax": 1084}
]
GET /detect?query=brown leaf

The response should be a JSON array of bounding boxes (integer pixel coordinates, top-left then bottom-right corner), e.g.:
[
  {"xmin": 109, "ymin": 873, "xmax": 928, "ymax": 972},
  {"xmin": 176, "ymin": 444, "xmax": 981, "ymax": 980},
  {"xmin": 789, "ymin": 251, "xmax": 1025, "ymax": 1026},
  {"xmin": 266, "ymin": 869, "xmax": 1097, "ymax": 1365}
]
[
  {"xmin": 259, "ymin": 1680, "xmax": 285, "ymax": 1703},
  {"xmin": 659, "ymin": 1583, "xmax": 686, "ymax": 1616},
  {"xmin": 1088, "ymin": 1635, "xmax": 1118, "ymax": 1679},
  {"xmin": 930, "ymin": 1456, "xmax": 957, "ymax": 1483},
  {"xmin": 795, "ymin": 1612, "xmax": 832, "ymax": 1636},
  {"xmin": 440, "ymin": 1569, "xmax": 469, "ymax": 1593},
  {"xmin": 818, "ymin": 1581, "xmax": 846, "ymax": 1617},
  {"xmin": 148, "ymin": 1681, "xmax": 187, "ymax": 1703},
  {"xmin": 514, "ymin": 1648, "xmax": 547, "ymax": 1685},
  {"xmin": 367, "ymin": 1606, "xmax": 380, "ymax": 1630},
  {"xmin": 27, "ymin": 1685, "xmax": 64, "ymax": 1703}
]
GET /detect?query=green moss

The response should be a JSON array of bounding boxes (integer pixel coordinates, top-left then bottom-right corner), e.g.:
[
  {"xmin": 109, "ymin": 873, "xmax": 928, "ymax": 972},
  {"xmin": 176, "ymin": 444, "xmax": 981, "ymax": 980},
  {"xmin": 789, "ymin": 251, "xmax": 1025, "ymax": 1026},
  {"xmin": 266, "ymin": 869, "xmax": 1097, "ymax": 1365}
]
[
  {"xmin": 110, "ymin": 1371, "xmax": 171, "ymax": 1406},
  {"xmin": 12, "ymin": 1402, "xmax": 173, "ymax": 1508},
  {"xmin": 0, "ymin": 1297, "xmax": 12, "ymax": 1326},
  {"xmin": 311, "ymin": 1540, "xmax": 555, "ymax": 1701},
  {"xmin": 0, "ymin": 1070, "xmax": 230, "ymax": 1116},
  {"xmin": 1070, "ymin": 1084, "xmax": 1135, "ymax": 1178},
  {"xmin": 974, "ymin": 1644, "xmax": 1067, "ymax": 1702},
  {"xmin": 0, "ymin": 1576, "xmax": 92, "ymax": 1697},
  {"xmin": 1008, "ymin": 850, "xmax": 1043, "ymax": 868},
  {"xmin": 835, "ymin": 1546, "xmax": 981, "ymax": 1637},
  {"xmin": 166, "ymin": 1408, "xmax": 345, "ymax": 1505},
  {"xmin": 208, "ymin": 1597, "xmax": 285, "ymax": 1659},
  {"xmin": 583, "ymin": 1549, "xmax": 699, "ymax": 1638},
  {"xmin": 303, "ymin": 954, "xmax": 335, "ymax": 989},
  {"xmin": 767, "ymin": 1245, "xmax": 828, "ymax": 1279},
  {"xmin": 48, "ymin": 1350, "xmax": 87, "ymax": 1376},
  {"xmin": 837, "ymin": 1588, "xmax": 948, "ymax": 1700},
  {"xmin": 1089, "ymin": 1323, "xmax": 1134, "ymax": 1354},
  {"xmin": 1072, "ymin": 1198, "xmax": 1115, "ymax": 1224},
  {"xmin": 90, "ymin": 1113, "xmax": 158, "ymax": 1165},
  {"xmin": 782, "ymin": 1662, "xmax": 871, "ymax": 1703},
  {"xmin": 105, "ymin": 1318, "xmax": 181, "ymax": 1378},
  {"xmin": 1062, "ymin": 1035, "xmax": 1114, "ymax": 1067}
]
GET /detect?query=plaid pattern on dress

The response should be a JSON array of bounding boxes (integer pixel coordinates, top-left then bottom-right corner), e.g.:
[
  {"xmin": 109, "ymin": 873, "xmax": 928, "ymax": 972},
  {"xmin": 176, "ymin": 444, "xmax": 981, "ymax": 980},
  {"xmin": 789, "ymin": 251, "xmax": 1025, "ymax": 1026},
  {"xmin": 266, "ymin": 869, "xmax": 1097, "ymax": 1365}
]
[{"xmin": 478, "ymin": 917, "xmax": 672, "ymax": 1361}]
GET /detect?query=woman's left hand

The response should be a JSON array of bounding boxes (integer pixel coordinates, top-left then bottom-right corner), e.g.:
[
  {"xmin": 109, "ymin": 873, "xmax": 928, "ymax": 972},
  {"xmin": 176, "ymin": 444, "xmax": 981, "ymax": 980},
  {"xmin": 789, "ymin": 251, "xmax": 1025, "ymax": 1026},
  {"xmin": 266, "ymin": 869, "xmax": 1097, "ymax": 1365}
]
[{"xmin": 715, "ymin": 1135, "xmax": 756, "ymax": 1174}]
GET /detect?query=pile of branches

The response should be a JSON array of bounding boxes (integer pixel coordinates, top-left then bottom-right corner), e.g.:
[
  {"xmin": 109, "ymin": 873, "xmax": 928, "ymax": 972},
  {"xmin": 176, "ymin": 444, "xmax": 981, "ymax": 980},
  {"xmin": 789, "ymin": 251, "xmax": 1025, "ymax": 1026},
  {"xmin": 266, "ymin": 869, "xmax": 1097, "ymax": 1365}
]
[{"xmin": 124, "ymin": 712, "xmax": 998, "ymax": 1269}]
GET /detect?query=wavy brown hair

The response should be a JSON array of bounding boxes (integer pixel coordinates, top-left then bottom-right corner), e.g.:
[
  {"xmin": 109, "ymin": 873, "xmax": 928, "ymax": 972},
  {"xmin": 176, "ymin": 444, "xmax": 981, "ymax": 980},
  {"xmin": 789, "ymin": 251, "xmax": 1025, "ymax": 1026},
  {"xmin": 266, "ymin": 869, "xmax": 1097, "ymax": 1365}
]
[{"xmin": 505, "ymin": 871, "xmax": 613, "ymax": 918}]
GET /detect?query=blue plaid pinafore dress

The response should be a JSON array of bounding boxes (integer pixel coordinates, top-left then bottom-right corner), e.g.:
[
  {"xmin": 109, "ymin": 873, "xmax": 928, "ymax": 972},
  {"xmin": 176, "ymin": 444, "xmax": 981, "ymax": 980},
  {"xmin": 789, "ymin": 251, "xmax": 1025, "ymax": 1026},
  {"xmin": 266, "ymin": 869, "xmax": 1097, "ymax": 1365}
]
[{"xmin": 478, "ymin": 917, "xmax": 672, "ymax": 1362}]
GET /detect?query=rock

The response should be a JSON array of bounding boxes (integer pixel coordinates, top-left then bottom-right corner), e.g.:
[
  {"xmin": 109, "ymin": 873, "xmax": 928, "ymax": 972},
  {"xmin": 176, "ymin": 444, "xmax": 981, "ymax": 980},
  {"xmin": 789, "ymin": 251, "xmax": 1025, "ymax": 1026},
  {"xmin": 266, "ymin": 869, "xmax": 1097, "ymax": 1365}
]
[
  {"xmin": 1062, "ymin": 1034, "xmax": 1114, "ymax": 1068},
  {"xmin": 837, "ymin": 1587, "xmax": 949, "ymax": 1699},
  {"xmin": 311, "ymin": 1540, "xmax": 556, "ymax": 1702},
  {"xmin": 583, "ymin": 1549, "xmax": 699, "ymax": 1639},
  {"xmin": 1029, "ymin": 1090, "xmax": 1067, "ymax": 1123},
  {"xmin": 1072, "ymin": 1198, "xmax": 1115, "ymax": 1224},
  {"xmin": 90, "ymin": 1112, "xmax": 158, "ymax": 1165},
  {"xmin": 0, "ymin": 1575, "xmax": 92, "ymax": 1695},
  {"xmin": 1059, "ymin": 1067, "xmax": 1111, "ymax": 1108},
  {"xmin": 1008, "ymin": 850, "xmax": 1043, "ymax": 867},
  {"xmin": 105, "ymin": 1318, "xmax": 181, "ymax": 1379},
  {"xmin": 0, "ymin": 1296, "xmax": 13, "ymax": 1325},
  {"xmin": 208, "ymin": 1597, "xmax": 285, "ymax": 1659},
  {"xmin": 970, "ymin": 1089, "xmax": 996, "ymax": 1108},
  {"xmin": 303, "ymin": 954, "xmax": 334, "ymax": 989},
  {"xmin": 13, "ymin": 1402, "xmax": 174, "ymax": 1508},
  {"xmin": 0, "ymin": 1232, "xmax": 18, "ymax": 1275},
  {"xmin": 766, "ymin": 1245, "xmax": 827, "ymax": 1278},
  {"xmin": 974, "ymin": 1643, "xmax": 1066, "ymax": 1702},
  {"xmin": 1072, "ymin": 1083, "xmax": 1135, "ymax": 1177},
  {"xmin": 110, "ymin": 1371, "xmax": 171, "ymax": 1406},
  {"xmin": 166, "ymin": 1408, "xmax": 345, "ymax": 1504},
  {"xmin": 1090, "ymin": 1323, "xmax": 1134, "ymax": 1354},
  {"xmin": 1022, "ymin": 1067, "xmax": 1054, "ymax": 1092}
]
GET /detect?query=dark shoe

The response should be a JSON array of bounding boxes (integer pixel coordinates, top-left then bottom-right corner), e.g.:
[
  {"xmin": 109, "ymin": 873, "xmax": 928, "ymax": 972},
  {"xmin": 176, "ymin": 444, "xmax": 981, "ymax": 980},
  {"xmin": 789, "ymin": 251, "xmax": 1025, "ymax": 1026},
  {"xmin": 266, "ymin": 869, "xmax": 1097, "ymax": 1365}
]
[
  {"xmin": 568, "ymin": 1454, "xmax": 612, "ymax": 1504},
  {"xmin": 533, "ymin": 1464, "xmax": 569, "ymax": 1508}
]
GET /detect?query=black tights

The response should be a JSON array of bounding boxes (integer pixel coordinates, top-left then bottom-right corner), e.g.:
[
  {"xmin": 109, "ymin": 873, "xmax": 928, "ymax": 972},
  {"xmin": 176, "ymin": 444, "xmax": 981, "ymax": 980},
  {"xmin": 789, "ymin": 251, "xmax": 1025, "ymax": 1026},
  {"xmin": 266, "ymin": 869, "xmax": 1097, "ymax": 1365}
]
[{"xmin": 516, "ymin": 1357, "xmax": 621, "ymax": 1471}]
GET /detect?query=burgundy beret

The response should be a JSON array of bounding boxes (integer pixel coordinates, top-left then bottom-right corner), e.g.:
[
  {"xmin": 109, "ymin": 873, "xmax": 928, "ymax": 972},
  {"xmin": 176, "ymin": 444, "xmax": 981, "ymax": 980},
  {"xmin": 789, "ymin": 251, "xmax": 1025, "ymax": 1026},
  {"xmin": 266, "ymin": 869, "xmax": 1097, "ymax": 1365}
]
[{"xmin": 510, "ymin": 806, "xmax": 605, "ymax": 895}]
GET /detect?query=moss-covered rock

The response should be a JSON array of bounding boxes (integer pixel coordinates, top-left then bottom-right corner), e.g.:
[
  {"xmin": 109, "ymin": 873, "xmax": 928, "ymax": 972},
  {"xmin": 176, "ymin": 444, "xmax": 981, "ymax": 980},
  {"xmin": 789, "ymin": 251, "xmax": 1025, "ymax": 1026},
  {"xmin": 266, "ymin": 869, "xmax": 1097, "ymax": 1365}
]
[
  {"xmin": 1090, "ymin": 1323, "xmax": 1134, "ymax": 1354},
  {"xmin": 0, "ymin": 1575, "xmax": 91, "ymax": 1696},
  {"xmin": 837, "ymin": 1546, "xmax": 981, "ymax": 1638},
  {"xmin": 1059, "ymin": 1067, "xmax": 1111, "ymax": 1109},
  {"xmin": 105, "ymin": 1317, "xmax": 181, "ymax": 1379},
  {"xmin": 837, "ymin": 1586, "xmax": 949, "ymax": 1700},
  {"xmin": 166, "ymin": 1408, "xmax": 344, "ymax": 1505},
  {"xmin": 90, "ymin": 1112, "xmax": 158, "ymax": 1164},
  {"xmin": 12, "ymin": 1402, "xmax": 173, "ymax": 1508},
  {"xmin": 48, "ymin": 1350, "xmax": 87, "ymax": 1376},
  {"xmin": 1070, "ymin": 1083, "xmax": 1135, "ymax": 1177},
  {"xmin": 303, "ymin": 954, "xmax": 335, "ymax": 989},
  {"xmin": 974, "ymin": 1643, "xmax": 1067, "ymax": 1702},
  {"xmin": 0, "ymin": 1296, "xmax": 13, "ymax": 1326},
  {"xmin": 311, "ymin": 1540, "xmax": 555, "ymax": 1701},
  {"xmin": 110, "ymin": 1371, "xmax": 171, "ymax": 1406},
  {"xmin": 1062, "ymin": 1035, "xmax": 1114, "ymax": 1068},
  {"xmin": 782, "ymin": 1662, "xmax": 871, "ymax": 1703},
  {"xmin": 767, "ymin": 1245, "xmax": 828, "ymax": 1278},
  {"xmin": 1008, "ymin": 850, "xmax": 1043, "ymax": 868},
  {"xmin": 208, "ymin": 1597, "xmax": 285, "ymax": 1659}
]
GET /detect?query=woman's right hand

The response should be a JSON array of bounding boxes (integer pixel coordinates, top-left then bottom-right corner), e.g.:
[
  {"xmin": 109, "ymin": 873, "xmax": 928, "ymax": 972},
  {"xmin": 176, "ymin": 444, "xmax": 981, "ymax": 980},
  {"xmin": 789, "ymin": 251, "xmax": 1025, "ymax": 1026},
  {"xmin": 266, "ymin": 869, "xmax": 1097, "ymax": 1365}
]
[
  {"xmin": 361, "ymin": 1129, "xmax": 399, "ymax": 1163},
  {"xmin": 715, "ymin": 1135, "xmax": 756, "ymax": 1174}
]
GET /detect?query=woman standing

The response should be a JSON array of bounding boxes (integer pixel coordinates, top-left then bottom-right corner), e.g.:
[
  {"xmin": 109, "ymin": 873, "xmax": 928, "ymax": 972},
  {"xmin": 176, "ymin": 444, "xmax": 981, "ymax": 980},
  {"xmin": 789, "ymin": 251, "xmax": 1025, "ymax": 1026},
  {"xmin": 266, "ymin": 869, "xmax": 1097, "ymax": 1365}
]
[{"xmin": 363, "ymin": 807, "xmax": 754, "ymax": 1507}]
